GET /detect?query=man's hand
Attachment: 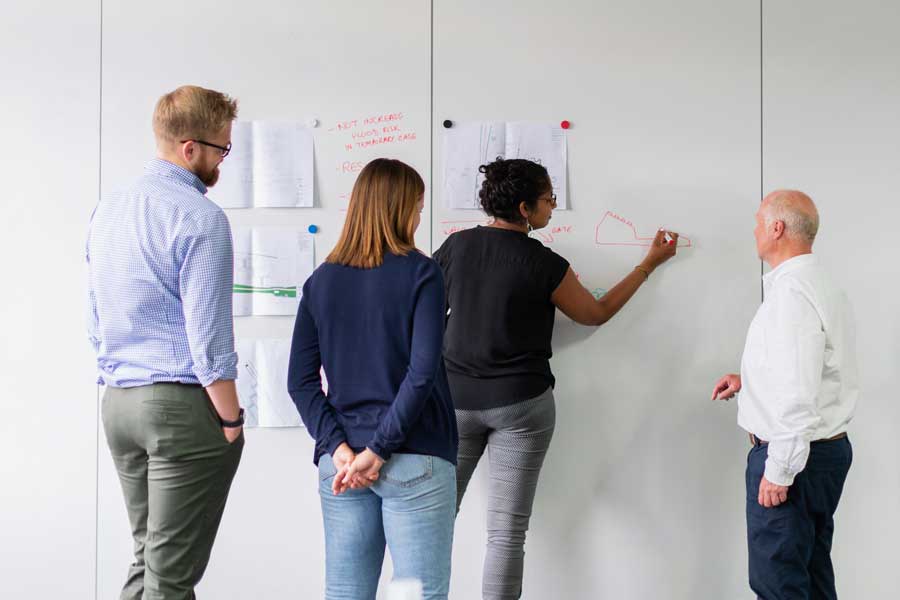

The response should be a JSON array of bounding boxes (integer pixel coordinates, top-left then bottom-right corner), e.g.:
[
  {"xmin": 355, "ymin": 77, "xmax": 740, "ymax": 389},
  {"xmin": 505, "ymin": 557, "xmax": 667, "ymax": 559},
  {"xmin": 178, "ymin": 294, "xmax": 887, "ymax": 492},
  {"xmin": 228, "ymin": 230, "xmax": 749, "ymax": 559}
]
[
  {"xmin": 331, "ymin": 442, "xmax": 356, "ymax": 496},
  {"xmin": 207, "ymin": 379, "xmax": 243, "ymax": 443},
  {"xmin": 758, "ymin": 476, "xmax": 789, "ymax": 508},
  {"xmin": 223, "ymin": 426, "xmax": 242, "ymax": 443},
  {"xmin": 342, "ymin": 448, "xmax": 384, "ymax": 491},
  {"xmin": 711, "ymin": 373, "xmax": 742, "ymax": 400}
]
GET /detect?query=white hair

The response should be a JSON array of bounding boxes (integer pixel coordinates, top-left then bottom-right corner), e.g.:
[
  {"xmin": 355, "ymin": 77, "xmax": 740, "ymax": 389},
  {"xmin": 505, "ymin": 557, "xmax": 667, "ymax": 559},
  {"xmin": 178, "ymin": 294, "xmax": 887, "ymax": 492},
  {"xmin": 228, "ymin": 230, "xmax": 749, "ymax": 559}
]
[{"xmin": 763, "ymin": 192, "xmax": 819, "ymax": 243}]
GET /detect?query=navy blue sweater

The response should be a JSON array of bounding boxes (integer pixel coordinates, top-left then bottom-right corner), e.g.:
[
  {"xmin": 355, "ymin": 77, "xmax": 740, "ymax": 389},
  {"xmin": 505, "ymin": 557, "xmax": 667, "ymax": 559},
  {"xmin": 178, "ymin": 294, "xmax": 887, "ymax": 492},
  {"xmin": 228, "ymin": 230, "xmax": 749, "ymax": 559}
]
[{"xmin": 287, "ymin": 250, "xmax": 458, "ymax": 466}]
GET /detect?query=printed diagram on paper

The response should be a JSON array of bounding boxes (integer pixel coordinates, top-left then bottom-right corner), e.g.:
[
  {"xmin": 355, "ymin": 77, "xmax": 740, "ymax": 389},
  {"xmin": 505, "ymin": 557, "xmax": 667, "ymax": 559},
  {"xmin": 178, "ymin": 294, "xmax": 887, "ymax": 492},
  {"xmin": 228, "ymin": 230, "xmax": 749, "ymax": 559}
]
[
  {"xmin": 211, "ymin": 120, "xmax": 314, "ymax": 208},
  {"xmin": 235, "ymin": 339, "xmax": 301, "ymax": 428},
  {"xmin": 442, "ymin": 121, "xmax": 567, "ymax": 210},
  {"xmin": 233, "ymin": 229, "xmax": 315, "ymax": 316}
]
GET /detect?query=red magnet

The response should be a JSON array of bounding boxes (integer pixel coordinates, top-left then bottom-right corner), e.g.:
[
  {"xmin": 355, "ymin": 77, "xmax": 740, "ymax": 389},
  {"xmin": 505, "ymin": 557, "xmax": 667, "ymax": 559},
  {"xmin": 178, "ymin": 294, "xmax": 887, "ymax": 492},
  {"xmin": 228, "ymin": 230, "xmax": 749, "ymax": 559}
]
[{"xmin": 560, "ymin": 120, "xmax": 571, "ymax": 129}]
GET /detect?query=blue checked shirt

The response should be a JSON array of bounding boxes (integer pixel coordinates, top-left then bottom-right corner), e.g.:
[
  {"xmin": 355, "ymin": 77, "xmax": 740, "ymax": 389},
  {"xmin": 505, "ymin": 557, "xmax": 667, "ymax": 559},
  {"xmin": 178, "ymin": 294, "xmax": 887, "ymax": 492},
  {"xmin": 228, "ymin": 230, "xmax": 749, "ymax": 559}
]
[{"xmin": 86, "ymin": 158, "xmax": 238, "ymax": 387}]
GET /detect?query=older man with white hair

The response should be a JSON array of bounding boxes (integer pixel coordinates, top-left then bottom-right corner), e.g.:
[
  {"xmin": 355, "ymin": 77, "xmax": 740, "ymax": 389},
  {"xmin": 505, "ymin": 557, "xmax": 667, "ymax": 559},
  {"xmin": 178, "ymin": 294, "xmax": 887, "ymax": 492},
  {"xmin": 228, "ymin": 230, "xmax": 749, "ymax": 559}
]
[{"xmin": 712, "ymin": 190, "xmax": 858, "ymax": 600}]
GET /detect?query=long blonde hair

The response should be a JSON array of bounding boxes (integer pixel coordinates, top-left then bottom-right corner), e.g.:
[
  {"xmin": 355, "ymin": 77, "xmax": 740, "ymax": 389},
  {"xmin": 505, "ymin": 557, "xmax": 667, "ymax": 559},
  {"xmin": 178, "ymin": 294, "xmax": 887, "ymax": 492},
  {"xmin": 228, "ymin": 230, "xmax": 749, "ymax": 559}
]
[{"xmin": 327, "ymin": 158, "xmax": 424, "ymax": 268}]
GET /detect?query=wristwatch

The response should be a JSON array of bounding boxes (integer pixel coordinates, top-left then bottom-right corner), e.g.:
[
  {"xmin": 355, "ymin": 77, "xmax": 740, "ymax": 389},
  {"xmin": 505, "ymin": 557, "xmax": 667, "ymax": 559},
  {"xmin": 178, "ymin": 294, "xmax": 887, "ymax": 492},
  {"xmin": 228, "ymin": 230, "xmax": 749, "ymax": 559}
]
[{"xmin": 220, "ymin": 408, "xmax": 245, "ymax": 428}]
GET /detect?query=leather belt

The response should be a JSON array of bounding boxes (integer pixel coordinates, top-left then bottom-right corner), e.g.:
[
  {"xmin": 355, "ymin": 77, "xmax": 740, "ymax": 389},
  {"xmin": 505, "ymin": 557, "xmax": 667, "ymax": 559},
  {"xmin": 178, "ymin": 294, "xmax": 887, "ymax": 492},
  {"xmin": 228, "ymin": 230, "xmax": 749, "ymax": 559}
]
[{"xmin": 749, "ymin": 432, "xmax": 847, "ymax": 447}]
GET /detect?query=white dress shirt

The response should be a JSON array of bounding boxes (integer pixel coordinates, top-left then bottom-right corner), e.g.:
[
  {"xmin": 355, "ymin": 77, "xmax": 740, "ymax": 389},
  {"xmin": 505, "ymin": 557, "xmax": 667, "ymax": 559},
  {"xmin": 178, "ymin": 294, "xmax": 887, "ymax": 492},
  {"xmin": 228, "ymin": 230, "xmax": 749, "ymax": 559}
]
[{"xmin": 738, "ymin": 253, "xmax": 858, "ymax": 486}]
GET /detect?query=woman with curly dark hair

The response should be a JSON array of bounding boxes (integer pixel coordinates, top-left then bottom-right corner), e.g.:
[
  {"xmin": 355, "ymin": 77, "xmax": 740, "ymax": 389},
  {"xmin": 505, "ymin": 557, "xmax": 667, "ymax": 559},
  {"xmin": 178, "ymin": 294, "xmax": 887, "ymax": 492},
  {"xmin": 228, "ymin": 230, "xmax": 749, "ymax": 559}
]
[{"xmin": 433, "ymin": 157, "xmax": 678, "ymax": 599}]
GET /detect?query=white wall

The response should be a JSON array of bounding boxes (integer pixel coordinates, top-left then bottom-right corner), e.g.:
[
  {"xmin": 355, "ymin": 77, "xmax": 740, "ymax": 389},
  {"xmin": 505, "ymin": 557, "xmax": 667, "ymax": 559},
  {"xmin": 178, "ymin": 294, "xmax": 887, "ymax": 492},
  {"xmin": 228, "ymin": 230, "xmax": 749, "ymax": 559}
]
[
  {"xmin": 433, "ymin": 1, "xmax": 760, "ymax": 597},
  {"xmin": 0, "ymin": 1, "xmax": 100, "ymax": 598},
  {"xmin": 764, "ymin": 1, "xmax": 900, "ymax": 596},
  {"xmin": 2, "ymin": 1, "xmax": 897, "ymax": 599}
]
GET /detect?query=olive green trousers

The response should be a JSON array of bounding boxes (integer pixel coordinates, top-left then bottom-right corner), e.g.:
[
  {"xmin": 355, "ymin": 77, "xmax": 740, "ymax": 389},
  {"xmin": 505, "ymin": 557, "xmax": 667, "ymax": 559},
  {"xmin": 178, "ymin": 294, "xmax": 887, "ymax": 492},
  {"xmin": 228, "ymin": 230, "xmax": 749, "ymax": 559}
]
[{"xmin": 102, "ymin": 383, "xmax": 243, "ymax": 600}]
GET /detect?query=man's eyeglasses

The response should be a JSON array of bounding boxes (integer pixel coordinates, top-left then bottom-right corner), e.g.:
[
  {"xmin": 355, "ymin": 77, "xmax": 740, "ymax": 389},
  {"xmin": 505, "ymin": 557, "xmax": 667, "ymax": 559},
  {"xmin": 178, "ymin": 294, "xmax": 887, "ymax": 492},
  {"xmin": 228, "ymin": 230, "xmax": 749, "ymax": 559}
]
[
  {"xmin": 544, "ymin": 193, "xmax": 558, "ymax": 207},
  {"xmin": 180, "ymin": 139, "xmax": 232, "ymax": 158}
]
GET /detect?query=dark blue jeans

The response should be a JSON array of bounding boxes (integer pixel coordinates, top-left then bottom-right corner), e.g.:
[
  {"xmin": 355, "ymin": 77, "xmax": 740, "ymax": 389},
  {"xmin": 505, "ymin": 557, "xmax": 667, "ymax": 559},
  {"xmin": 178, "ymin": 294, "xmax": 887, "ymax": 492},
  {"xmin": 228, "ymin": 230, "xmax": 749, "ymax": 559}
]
[{"xmin": 746, "ymin": 437, "xmax": 852, "ymax": 600}]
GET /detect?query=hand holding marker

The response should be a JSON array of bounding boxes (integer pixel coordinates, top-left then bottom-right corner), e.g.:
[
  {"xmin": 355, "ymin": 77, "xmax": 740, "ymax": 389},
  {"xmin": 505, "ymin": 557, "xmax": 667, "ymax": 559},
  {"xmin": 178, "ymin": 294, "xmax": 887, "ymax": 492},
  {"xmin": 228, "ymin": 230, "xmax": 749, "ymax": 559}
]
[{"xmin": 642, "ymin": 228, "xmax": 679, "ymax": 273}]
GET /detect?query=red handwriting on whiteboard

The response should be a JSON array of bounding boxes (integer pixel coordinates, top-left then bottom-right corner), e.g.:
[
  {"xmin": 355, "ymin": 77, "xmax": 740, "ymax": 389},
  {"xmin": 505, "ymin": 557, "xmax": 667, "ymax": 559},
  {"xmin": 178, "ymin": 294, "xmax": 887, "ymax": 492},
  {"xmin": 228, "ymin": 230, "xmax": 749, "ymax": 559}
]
[
  {"xmin": 337, "ymin": 161, "xmax": 365, "ymax": 174},
  {"xmin": 594, "ymin": 211, "xmax": 692, "ymax": 248},
  {"xmin": 363, "ymin": 112, "xmax": 404, "ymax": 125},
  {"xmin": 352, "ymin": 129, "xmax": 379, "ymax": 140},
  {"xmin": 534, "ymin": 224, "xmax": 574, "ymax": 244},
  {"xmin": 328, "ymin": 112, "xmax": 417, "ymax": 152},
  {"xmin": 440, "ymin": 219, "xmax": 489, "ymax": 236},
  {"xmin": 352, "ymin": 134, "xmax": 415, "ymax": 150}
]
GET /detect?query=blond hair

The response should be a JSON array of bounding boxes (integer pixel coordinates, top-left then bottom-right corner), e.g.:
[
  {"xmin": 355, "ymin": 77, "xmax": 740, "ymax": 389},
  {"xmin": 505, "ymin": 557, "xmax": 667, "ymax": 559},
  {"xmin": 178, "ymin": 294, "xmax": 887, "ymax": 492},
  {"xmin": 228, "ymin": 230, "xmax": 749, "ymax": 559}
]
[
  {"xmin": 152, "ymin": 85, "xmax": 238, "ymax": 143},
  {"xmin": 327, "ymin": 159, "xmax": 424, "ymax": 268}
]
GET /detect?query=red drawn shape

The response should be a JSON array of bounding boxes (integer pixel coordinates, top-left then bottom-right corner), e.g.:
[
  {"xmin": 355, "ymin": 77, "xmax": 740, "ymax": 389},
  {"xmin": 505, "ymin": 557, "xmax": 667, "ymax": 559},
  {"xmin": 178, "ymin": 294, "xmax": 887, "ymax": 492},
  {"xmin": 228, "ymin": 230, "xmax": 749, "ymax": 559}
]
[{"xmin": 594, "ymin": 211, "xmax": 693, "ymax": 248}]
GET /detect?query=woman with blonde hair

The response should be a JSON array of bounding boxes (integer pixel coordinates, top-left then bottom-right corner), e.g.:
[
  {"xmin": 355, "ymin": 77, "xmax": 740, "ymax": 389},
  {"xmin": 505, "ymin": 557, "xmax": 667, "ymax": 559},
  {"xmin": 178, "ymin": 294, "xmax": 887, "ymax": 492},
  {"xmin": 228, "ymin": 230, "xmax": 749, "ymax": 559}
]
[{"xmin": 288, "ymin": 158, "xmax": 458, "ymax": 600}]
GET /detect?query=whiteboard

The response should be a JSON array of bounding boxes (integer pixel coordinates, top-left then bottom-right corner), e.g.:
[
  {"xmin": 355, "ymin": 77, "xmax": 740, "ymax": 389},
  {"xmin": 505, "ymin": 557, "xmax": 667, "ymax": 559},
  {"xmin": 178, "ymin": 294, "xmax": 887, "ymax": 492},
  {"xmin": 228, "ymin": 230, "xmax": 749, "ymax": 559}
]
[
  {"xmin": 87, "ymin": 1, "xmax": 900, "ymax": 599},
  {"xmin": 433, "ymin": 1, "xmax": 761, "ymax": 597},
  {"xmin": 433, "ymin": 0, "xmax": 760, "ymax": 598}
]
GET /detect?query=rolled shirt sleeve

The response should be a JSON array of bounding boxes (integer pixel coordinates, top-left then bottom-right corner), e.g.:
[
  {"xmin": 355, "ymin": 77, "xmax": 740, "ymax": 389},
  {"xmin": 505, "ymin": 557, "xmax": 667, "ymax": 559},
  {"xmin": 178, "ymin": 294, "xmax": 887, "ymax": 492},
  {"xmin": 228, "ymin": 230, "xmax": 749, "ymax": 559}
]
[
  {"xmin": 178, "ymin": 210, "xmax": 238, "ymax": 386},
  {"xmin": 762, "ymin": 284, "xmax": 826, "ymax": 486}
]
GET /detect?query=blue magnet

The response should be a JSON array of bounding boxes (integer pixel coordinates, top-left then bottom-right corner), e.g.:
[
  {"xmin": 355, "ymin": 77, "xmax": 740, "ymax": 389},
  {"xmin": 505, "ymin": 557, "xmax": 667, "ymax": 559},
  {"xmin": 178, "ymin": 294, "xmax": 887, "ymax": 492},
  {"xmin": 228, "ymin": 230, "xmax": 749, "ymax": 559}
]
[{"xmin": 308, "ymin": 224, "xmax": 319, "ymax": 234}]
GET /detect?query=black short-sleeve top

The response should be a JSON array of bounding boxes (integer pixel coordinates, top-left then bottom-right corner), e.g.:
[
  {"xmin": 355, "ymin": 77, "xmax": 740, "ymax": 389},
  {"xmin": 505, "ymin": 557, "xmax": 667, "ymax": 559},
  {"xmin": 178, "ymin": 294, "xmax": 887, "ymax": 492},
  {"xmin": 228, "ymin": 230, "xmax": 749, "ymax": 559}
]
[{"xmin": 432, "ymin": 226, "xmax": 570, "ymax": 409}]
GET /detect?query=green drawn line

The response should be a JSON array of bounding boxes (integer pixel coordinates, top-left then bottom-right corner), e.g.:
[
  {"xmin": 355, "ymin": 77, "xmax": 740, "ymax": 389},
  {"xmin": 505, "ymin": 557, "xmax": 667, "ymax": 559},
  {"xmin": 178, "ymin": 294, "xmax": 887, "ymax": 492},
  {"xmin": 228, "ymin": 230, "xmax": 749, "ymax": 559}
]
[{"xmin": 233, "ymin": 285, "xmax": 297, "ymax": 298}]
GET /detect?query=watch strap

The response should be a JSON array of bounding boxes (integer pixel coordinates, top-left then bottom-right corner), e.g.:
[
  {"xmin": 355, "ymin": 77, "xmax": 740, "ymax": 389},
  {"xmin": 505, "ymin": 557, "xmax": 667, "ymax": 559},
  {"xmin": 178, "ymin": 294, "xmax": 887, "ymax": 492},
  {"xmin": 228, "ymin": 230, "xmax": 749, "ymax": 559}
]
[{"xmin": 220, "ymin": 408, "xmax": 244, "ymax": 428}]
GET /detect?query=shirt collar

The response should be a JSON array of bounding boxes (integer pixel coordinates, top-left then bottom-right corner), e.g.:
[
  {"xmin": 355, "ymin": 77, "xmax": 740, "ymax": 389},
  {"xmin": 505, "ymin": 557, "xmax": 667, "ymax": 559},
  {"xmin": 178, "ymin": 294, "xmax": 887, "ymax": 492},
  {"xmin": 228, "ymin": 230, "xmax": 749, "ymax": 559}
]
[
  {"xmin": 763, "ymin": 253, "xmax": 818, "ymax": 289},
  {"xmin": 145, "ymin": 158, "xmax": 208, "ymax": 195}
]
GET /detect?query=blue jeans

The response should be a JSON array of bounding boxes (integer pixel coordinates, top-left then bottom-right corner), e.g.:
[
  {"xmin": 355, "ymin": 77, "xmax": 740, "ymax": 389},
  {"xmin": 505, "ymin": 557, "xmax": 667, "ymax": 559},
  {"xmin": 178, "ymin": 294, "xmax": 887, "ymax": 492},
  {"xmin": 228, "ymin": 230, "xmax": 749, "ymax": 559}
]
[
  {"xmin": 746, "ymin": 437, "xmax": 852, "ymax": 600},
  {"xmin": 318, "ymin": 452, "xmax": 456, "ymax": 600}
]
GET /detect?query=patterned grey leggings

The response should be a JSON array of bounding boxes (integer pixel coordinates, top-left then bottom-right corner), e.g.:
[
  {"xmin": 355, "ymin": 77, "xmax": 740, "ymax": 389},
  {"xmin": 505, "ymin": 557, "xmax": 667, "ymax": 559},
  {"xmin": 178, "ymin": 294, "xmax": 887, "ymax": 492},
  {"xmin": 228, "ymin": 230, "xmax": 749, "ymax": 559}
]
[{"xmin": 455, "ymin": 387, "xmax": 556, "ymax": 600}]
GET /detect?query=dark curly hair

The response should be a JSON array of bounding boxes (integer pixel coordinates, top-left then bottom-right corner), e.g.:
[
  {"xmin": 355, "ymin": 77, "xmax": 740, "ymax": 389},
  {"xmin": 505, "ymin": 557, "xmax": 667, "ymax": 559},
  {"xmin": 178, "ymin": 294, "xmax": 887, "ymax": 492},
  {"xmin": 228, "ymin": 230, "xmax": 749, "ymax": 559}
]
[{"xmin": 478, "ymin": 158, "xmax": 551, "ymax": 224}]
